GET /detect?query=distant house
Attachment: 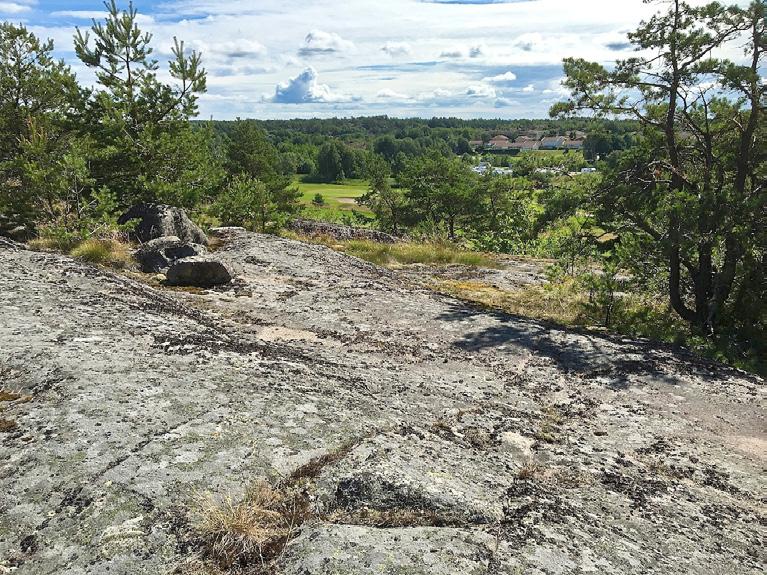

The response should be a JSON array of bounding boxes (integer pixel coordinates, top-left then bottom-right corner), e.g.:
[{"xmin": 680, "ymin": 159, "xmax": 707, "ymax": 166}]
[
  {"xmin": 562, "ymin": 138, "xmax": 585, "ymax": 150},
  {"xmin": 520, "ymin": 130, "xmax": 544, "ymax": 140},
  {"xmin": 509, "ymin": 136, "xmax": 540, "ymax": 151},
  {"xmin": 540, "ymin": 136, "xmax": 566, "ymax": 150},
  {"xmin": 468, "ymin": 139, "xmax": 484, "ymax": 150},
  {"xmin": 488, "ymin": 134, "xmax": 511, "ymax": 149}
]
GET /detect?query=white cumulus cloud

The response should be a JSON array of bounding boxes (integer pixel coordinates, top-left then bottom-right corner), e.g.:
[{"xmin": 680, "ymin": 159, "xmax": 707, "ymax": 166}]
[
  {"xmin": 271, "ymin": 66, "xmax": 356, "ymax": 103},
  {"xmin": 0, "ymin": 1, "xmax": 33, "ymax": 14},
  {"xmin": 381, "ymin": 41, "xmax": 411, "ymax": 57},
  {"xmin": 298, "ymin": 30, "xmax": 355, "ymax": 56},
  {"xmin": 465, "ymin": 84, "xmax": 496, "ymax": 98},
  {"xmin": 377, "ymin": 88, "xmax": 412, "ymax": 100},
  {"xmin": 482, "ymin": 71, "xmax": 518, "ymax": 84}
]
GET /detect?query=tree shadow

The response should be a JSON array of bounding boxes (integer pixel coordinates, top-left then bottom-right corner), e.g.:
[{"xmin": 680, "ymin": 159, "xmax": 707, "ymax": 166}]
[{"xmin": 434, "ymin": 299, "xmax": 710, "ymax": 388}]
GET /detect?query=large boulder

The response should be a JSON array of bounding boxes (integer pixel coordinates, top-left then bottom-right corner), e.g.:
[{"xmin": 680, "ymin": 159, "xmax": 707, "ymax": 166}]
[
  {"xmin": 118, "ymin": 204, "xmax": 208, "ymax": 245},
  {"xmin": 133, "ymin": 236, "xmax": 207, "ymax": 273},
  {"xmin": 165, "ymin": 256, "xmax": 233, "ymax": 287}
]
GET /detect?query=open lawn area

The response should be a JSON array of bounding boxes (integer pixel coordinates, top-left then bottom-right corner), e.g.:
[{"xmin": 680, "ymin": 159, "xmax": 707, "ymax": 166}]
[
  {"xmin": 296, "ymin": 178, "xmax": 373, "ymax": 223},
  {"xmin": 296, "ymin": 178, "xmax": 370, "ymax": 211}
]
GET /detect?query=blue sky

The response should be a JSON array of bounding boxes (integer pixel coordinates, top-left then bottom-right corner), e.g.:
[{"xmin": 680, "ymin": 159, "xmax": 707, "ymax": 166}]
[{"xmin": 0, "ymin": 0, "xmax": 743, "ymax": 119}]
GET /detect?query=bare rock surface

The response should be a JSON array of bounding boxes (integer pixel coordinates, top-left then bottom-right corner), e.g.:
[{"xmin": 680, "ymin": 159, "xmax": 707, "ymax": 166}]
[
  {"xmin": 0, "ymin": 232, "xmax": 764, "ymax": 575},
  {"xmin": 278, "ymin": 525, "xmax": 504, "ymax": 575}
]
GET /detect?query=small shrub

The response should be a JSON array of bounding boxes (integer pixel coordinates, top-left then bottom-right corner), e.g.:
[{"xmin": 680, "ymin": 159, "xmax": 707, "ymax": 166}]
[{"xmin": 311, "ymin": 192, "xmax": 325, "ymax": 206}]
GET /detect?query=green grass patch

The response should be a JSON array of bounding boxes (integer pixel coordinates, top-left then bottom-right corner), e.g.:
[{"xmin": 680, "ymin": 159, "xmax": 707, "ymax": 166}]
[{"xmin": 296, "ymin": 178, "xmax": 371, "ymax": 214}]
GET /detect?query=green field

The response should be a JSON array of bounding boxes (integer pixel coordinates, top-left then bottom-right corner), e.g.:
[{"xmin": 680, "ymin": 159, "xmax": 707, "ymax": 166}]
[{"xmin": 296, "ymin": 178, "xmax": 373, "ymax": 222}]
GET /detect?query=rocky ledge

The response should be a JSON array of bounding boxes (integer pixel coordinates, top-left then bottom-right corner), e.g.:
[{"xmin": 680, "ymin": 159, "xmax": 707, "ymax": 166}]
[{"xmin": 0, "ymin": 231, "xmax": 764, "ymax": 574}]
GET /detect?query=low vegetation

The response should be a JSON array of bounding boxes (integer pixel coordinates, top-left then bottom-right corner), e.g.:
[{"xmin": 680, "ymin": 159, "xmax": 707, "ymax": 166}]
[
  {"xmin": 344, "ymin": 240, "xmax": 498, "ymax": 267},
  {"xmin": 193, "ymin": 437, "xmax": 364, "ymax": 572},
  {"xmin": 29, "ymin": 236, "xmax": 135, "ymax": 270},
  {"xmin": 195, "ymin": 481, "xmax": 309, "ymax": 571},
  {"xmin": 69, "ymin": 239, "xmax": 134, "ymax": 268},
  {"xmin": 305, "ymin": 236, "xmax": 500, "ymax": 268}
]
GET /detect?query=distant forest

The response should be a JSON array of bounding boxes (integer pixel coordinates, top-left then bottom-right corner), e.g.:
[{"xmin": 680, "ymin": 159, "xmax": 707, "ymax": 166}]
[{"xmin": 205, "ymin": 116, "xmax": 637, "ymax": 156}]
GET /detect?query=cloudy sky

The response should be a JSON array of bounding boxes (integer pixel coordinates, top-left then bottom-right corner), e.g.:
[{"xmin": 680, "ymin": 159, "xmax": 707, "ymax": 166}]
[{"xmin": 1, "ymin": 0, "xmax": 749, "ymax": 119}]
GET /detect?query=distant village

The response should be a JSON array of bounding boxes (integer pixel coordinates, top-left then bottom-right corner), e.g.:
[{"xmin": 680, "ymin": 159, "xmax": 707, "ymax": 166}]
[
  {"xmin": 470, "ymin": 130, "xmax": 587, "ymax": 152},
  {"xmin": 469, "ymin": 129, "xmax": 594, "ymax": 176}
]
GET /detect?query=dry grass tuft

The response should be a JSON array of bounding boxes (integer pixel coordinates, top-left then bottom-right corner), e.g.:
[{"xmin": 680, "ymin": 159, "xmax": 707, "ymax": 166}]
[
  {"xmin": 70, "ymin": 238, "xmax": 135, "ymax": 269},
  {"xmin": 193, "ymin": 437, "xmax": 372, "ymax": 571},
  {"xmin": 0, "ymin": 418, "xmax": 18, "ymax": 433},
  {"xmin": 517, "ymin": 459, "xmax": 545, "ymax": 480},
  {"xmin": 27, "ymin": 234, "xmax": 135, "ymax": 269},
  {"xmin": 343, "ymin": 240, "xmax": 499, "ymax": 268},
  {"xmin": 27, "ymin": 236, "xmax": 81, "ymax": 252},
  {"xmin": 296, "ymin": 234, "xmax": 499, "ymax": 268},
  {"xmin": 435, "ymin": 279, "xmax": 584, "ymax": 326},
  {"xmin": 0, "ymin": 389, "xmax": 25, "ymax": 402},
  {"xmin": 195, "ymin": 481, "xmax": 309, "ymax": 570}
]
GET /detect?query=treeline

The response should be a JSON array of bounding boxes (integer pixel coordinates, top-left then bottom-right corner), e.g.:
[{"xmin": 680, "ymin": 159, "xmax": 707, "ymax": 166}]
[{"xmin": 207, "ymin": 116, "xmax": 637, "ymax": 176}]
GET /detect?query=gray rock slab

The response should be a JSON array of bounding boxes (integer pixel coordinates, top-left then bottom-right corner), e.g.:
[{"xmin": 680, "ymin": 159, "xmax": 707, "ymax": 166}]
[
  {"xmin": 313, "ymin": 428, "xmax": 510, "ymax": 523},
  {"xmin": 0, "ymin": 233, "xmax": 764, "ymax": 575},
  {"xmin": 134, "ymin": 235, "xmax": 207, "ymax": 273},
  {"xmin": 278, "ymin": 524, "xmax": 507, "ymax": 575}
]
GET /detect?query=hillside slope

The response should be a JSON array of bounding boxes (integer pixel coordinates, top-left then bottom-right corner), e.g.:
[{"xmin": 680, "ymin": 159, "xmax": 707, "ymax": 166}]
[{"xmin": 0, "ymin": 232, "xmax": 764, "ymax": 574}]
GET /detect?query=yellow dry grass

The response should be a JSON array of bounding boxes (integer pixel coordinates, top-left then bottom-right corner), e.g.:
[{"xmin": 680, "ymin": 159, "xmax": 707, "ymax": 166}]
[
  {"xmin": 195, "ymin": 481, "xmax": 309, "ymax": 569},
  {"xmin": 434, "ymin": 279, "xmax": 585, "ymax": 326}
]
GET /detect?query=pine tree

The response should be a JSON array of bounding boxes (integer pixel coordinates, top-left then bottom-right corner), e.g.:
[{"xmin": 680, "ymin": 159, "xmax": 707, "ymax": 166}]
[{"xmin": 74, "ymin": 1, "xmax": 219, "ymax": 207}]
